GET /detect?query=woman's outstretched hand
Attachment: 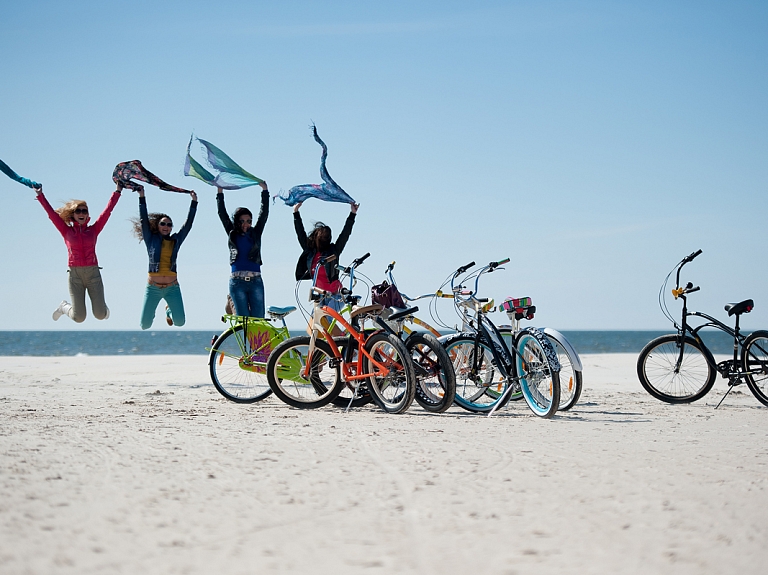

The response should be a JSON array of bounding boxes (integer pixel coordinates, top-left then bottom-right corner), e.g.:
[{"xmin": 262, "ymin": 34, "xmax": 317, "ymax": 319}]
[
  {"xmin": 259, "ymin": 181, "xmax": 268, "ymax": 192},
  {"xmin": 351, "ymin": 202, "xmax": 359, "ymax": 214},
  {"xmin": 293, "ymin": 201, "xmax": 303, "ymax": 213},
  {"xmin": 190, "ymin": 191, "xmax": 198, "ymax": 202}
]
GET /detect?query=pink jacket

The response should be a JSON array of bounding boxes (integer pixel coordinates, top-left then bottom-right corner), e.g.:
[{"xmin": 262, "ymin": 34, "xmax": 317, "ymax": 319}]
[{"xmin": 38, "ymin": 191, "xmax": 121, "ymax": 267}]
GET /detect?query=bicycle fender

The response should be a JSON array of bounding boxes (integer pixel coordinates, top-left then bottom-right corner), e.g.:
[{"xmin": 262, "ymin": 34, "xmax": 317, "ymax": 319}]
[
  {"xmin": 519, "ymin": 327, "xmax": 561, "ymax": 372},
  {"xmin": 541, "ymin": 327, "xmax": 582, "ymax": 372}
]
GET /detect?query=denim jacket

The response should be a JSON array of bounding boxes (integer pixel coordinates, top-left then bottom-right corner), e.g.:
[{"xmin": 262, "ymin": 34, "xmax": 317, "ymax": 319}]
[{"xmin": 139, "ymin": 196, "xmax": 197, "ymax": 273}]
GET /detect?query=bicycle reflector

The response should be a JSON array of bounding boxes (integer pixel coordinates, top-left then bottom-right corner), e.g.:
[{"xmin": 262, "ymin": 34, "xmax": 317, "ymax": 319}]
[{"xmin": 499, "ymin": 297, "xmax": 535, "ymax": 320}]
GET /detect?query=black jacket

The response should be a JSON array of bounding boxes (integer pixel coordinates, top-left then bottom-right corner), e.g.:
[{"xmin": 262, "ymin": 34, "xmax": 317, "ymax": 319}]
[
  {"xmin": 294, "ymin": 211, "xmax": 356, "ymax": 282},
  {"xmin": 217, "ymin": 190, "xmax": 269, "ymax": 265}
]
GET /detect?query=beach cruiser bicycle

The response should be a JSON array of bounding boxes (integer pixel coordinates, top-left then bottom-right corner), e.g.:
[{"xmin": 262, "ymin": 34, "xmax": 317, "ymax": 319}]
[
  {"xmin": 496, "ymin": 297, "xmax": 583, "ymax": 411},
  {"xmin": 367, "ymin": 261, "xmax": 458, "ymax": 413},
  {"xmin": 208, "ymin": 307, "xmax": 298, "ymax": 403},
  {"xmin": 265, "ymin": 253, "xmax": 418, "ymax": 413},
  {"xmin": 637, "ymin": 249, "xmax": 768, "ymax": 407},
  {"xmin": 442, "ymin": 259, "xmax": 561, "ymax": 417}
]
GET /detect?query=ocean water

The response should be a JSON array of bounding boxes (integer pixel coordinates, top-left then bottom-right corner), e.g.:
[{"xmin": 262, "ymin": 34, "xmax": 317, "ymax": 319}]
[{"xmin": 0, "ymin": 330, "xmax": 744, "ymax": 356}]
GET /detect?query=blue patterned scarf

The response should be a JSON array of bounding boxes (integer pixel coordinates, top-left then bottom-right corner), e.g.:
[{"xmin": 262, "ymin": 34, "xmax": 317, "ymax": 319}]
[{"xmin": 0, "ymin": 158, "xmax": 40, "ymax": 189}]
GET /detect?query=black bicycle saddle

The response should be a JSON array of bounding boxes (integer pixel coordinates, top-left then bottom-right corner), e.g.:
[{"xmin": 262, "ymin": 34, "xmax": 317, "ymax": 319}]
[{"xmin": 725, "ymin": 299, "xmax": 754, "ymax": 316}]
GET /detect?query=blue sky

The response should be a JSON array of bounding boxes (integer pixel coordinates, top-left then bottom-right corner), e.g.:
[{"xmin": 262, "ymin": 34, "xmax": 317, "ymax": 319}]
[{"xmin": 2, "ymin": 0, "xmax": 766, "ymax": 331}]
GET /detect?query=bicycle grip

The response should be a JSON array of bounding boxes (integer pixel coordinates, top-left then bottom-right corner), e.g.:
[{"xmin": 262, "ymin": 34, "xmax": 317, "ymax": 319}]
[
  {"xmin": 355, "ymin": 252, "xmax": 371, "ymax": 265},
  {"xmin": 684, "ymin": 249, "xmax": 702, "ymax": 263},
  {"xmin": 688, "ymin": 286, "xmax": 700, "ymax": 294},
  {"xmin": 456, "ymin": 261, "xmax": 475, "ymax": 274},
  {"xmin": 386, "ymin": 261, "xmax": 396, "ymax": 272},
  {"xmin": 491, "ymin": 257, "xmax": 510, "ymax": 268}
]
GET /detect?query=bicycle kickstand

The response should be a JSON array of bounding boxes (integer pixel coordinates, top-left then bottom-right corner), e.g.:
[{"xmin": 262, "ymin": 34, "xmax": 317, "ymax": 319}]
[{"xmin": 714, "ymin": 384, "xmax": 736, "ymax": 410}]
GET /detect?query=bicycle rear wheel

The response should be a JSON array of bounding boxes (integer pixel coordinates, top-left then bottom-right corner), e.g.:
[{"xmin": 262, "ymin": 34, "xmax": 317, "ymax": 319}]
[
  {"xmin": 742, "ymin": 330, "xmax": 768, "ymax": 406},
  {"xmin": 407, "ymin": 332, "xmax": 456, "ymax": 413},
  {"xmin": 363, "ymin": 333, "xmax": 416, "ymax": 414},
  {"xmin": 444, "ymin": 335, "xmax": 510, "ymax": 413},
  {"xmin": 209, "ymin": 325, "xmax": 273, "ymax": 403},
  {"xmin": 514, "ymin": 330, "xmax": 560, "ymax": 418},
  {"xmin": 637, "ymin": 334, "xmax": 715, "ymax": 403},
  {"xmin": 266, "ymin": 336, "xmax": 342, "ymax": 409}
]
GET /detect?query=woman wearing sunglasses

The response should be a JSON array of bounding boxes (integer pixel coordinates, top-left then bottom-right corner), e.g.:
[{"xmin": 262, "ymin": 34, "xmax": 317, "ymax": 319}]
[
  {"xmin": 35, "ymin": 183, "xmax": 123, "ymax": 322},
  {"xmin": 131, "ymin": 187, "xmax": 197, "ymax": 329},
  {"xmin": 216, "ymin": 181, "xmax": 270, "ymax": 318}
]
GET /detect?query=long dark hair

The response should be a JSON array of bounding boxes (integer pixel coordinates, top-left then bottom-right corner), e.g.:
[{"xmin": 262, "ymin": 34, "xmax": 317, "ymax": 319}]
[
  {"xmin": 233, "ymin": 207, "xmax": 252, "ymax": 234},
  {"xmin": 307, "ymin": 222, "xmax": 332, "ymax": 252},
  {"xmin": 130, "ymin": 213, "xmax": 172, "ymax": 242}
]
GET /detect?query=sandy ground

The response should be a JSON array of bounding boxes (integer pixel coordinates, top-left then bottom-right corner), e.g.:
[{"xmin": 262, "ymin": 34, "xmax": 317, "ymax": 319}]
[{"xmin": 0, "ymin": 353, "xmax": 766, "ymax": 575}]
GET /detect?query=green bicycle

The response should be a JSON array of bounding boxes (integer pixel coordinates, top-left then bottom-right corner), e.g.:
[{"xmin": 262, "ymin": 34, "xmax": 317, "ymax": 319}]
[{"xmin": 208, "ymin": 306, "xmax": 297, "ymax": 403}]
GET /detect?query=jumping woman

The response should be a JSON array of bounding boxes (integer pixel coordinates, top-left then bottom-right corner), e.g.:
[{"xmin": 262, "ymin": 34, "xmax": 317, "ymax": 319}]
[
  {"xmin": 131, "ymin": 187, "xmax": 197, "ymax": 329},
  {"xmin": 35, "ymin": 183, "xmax": 122, "ymax": 322},
  {"xmin": 217, "ymin": 181, "xmax": 269, "ymax": 318},
  {"xmin": 293, "ymin": 200, "xmax": 359, "ymax": 311}
]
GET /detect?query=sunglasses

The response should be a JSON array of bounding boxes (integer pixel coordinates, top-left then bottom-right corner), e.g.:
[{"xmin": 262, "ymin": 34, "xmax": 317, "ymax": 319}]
[
  {"xmin": 74, "ymin": 208, "xmax": 89, "ymax": 214},
  {"xmin": 158, "ymin": 221, "xmax": 173, "ymax": 228},
  {"xmin": 239, "ymin": 219, "xmax": 253, "ymax": 224}
]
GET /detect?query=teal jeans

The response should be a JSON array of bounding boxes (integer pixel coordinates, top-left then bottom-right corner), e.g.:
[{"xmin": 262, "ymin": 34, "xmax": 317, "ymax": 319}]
[{"xmin": 141, "ymin": 282, "xmax": 185, "ymax": 330}]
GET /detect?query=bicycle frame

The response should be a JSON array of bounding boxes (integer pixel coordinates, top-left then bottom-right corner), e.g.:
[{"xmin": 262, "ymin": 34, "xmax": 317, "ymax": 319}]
[{"xmin": 209, "ymin": 314, "xmax": 290, "ymax": 373}]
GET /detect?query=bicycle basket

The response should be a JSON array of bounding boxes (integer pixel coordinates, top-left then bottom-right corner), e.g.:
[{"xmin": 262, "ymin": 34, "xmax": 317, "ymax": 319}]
[{"xmin": 371, "ymin": 280, "xmax": 406, "ymax": 309}]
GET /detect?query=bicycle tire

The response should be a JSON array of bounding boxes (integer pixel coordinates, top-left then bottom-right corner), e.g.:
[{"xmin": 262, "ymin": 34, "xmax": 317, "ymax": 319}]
[
  {"xmin": 444, "ymin": 335, "xmax": 511, "ymax": 413},
  {"xmin": 406, "ymin": 332, "xmax": 456, "ymax": 413},
  {"xmin": 742, "ymin": 330, "xmax": 768, "ymax": 406},
  {"xmin": 266, "ymin": 336, "xmax": 342, "ymax": 409},
  {"xmin": 637, "ymin": 334, "xmax": 715, "ymax": 403},
  {"xmin": 209, "ymin": 325, "xmax": 273, "ymax": 403},
  {"xmin": 363, "ymin": 332, "xmax": 416, "ymax": 414},
  {"xmin": 514, "ymin": 330, "xmax": 560, "ymax": 418}
]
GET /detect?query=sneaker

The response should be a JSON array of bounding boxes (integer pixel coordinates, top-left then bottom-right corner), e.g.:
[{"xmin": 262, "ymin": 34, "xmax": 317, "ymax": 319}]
[
  {"xmin": 165, "ymin": 305, "xmax": 173, "ymax": 326},
  {"xmin": 52, "ymin": 301, "xmax": 70, "ymax": 321}
]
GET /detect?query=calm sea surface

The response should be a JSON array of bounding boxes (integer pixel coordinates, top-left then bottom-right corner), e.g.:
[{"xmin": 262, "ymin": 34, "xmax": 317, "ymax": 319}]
[{"xmin": 0, "ymin": 330, "xmax": 743, "ymax": 356}]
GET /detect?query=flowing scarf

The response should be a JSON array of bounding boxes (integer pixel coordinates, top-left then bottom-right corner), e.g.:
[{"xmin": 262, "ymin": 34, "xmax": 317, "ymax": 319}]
[
  {"xmin": 112, "ymin": 160, "xmax": 192, "ymax": 194},
  {"xmin": 184, "ymin": 136, "xmax": 264, "ymax": 189},
  {"xmin": 0, "ymin": 158, "xmax": 40, "ymax": 189},
  {"xmin": 277, "ymin": 125, "xmax": 356, "ymax": 206}
]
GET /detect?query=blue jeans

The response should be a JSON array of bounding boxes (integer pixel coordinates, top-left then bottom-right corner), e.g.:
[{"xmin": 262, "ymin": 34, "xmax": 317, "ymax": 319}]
[
  {"xmin": 229, "ymin": 275, "xmax": 265, "ymax": 318},
  {"xmin": 141, "ymin": 282, "xmax": 185, "ymax": 330}
]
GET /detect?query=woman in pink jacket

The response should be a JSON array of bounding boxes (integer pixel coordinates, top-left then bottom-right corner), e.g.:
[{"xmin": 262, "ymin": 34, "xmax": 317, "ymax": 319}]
[{"xmin": 35, "ymin": 183, "xmax": 122, "ymax": 322}]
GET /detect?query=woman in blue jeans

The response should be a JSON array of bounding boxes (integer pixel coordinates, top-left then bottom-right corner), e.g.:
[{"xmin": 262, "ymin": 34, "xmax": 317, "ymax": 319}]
[
  {"xmin": 132, "ymin": 187, "xmax": 198, "ymax": 329},
  {"xmin": 217, "ymin": 181, "xmax": 269, "ymax": 317}
]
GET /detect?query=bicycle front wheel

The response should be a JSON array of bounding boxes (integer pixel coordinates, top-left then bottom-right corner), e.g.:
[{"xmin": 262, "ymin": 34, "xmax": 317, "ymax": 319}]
[
  {"xmin": 209, "ymin": 325, "xmax": 273, "ymax": 403},
  {"xmin": 742, "ymin": 330, "xmax": 768, "ymax": 406},
  {"xmin": 331, "ymin": 336, "xmax": 373, "ymax": 409},
  {"xmin": 266, "ymin": 336, "xmax": 342, "ymax": 409},
  {"xmin": 444, "ymin": 336, "xmax": 510, "ymax": 413},
  {"xmin": 406, "ymin": 332, "xmax": 457, "ymax": 413},
  {"xmin": 637, "ymin": 334, "xmax": 715, "ymax": 403},
  {"xmin": 515, "ymin": 331, "xmax": 560, "ymax": 418},
  {"xmin": 363, "ymin": 333, "xmax": 416, "ymax": 414}
]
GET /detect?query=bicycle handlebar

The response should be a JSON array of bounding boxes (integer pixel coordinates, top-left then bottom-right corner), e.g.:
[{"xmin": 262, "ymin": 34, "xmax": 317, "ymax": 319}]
[
  {"xmin": 455, "ymin": 261, "xmax": 475, "ymax": 275},
  {"xmin": 489, "ymin": 257, "xmax": 510, "ymax": 270},
  {"xmin": 683, "ymin": 249, "xmax": 702, "ymax": 264}
]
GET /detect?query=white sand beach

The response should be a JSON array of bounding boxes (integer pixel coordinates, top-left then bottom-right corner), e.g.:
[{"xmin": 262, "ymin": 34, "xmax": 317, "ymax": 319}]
[{"xmin": 1, "ymin": 353, "xmax": 766, "ymax": 574}]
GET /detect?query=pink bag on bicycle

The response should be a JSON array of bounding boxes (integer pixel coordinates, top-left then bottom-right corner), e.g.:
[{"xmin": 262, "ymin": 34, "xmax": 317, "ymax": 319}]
[{"xmin": 371, "ymin": 281, "xmax": 406, "ymax": 309}]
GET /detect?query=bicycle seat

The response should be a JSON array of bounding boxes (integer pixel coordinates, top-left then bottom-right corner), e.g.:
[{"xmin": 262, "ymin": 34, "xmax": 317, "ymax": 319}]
[
  {"xmin": 725, "ymin": 299, "xmax": 754, "ymax": 316},
  {"xmin": 268, "ymin": 306, "xmax": 297, "ymax": 319},
  {"xmin": 350, "ymin": 304, "xmax": 383, "ymax": 320}
]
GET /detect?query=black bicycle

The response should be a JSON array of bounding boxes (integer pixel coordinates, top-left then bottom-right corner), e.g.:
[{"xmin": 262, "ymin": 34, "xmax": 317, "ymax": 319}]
[{"xmin": 637, "ymin": 250, "xmax": 768, "ymax": 407}]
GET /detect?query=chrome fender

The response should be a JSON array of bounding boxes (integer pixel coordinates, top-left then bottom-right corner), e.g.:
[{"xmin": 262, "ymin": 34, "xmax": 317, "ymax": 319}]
[{"xmin": 541, "ymin": 327, "xmax": 583, "ymax": 372}]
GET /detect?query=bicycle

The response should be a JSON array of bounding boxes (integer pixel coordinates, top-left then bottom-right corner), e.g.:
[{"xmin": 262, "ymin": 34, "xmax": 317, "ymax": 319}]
[
  {"xmin": 369, "ymin": 261, "xmax": 457, "ymax": 413},
  {"xmin": 208, "ymin": 306, "xmax": 297, "ymax": 403},
  {"xmin": 637, "ymin": 249, "xmax": 768, "ymax": 407},
  {"xmin": 266, "ymin": 253, "xmax": 418, "ymax": 413},
  {"xmin": 496, "ymin": 297, "xmax": 583, "ymax": 411},
  {"xmin": 442, "ymin": 259, "xmax": 562, "ymax": 418}
]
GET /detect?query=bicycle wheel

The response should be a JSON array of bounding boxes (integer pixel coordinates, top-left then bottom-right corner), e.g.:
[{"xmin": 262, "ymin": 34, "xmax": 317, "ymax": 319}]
[
  {"xmin": 266, "ymin": 336, "xmax": 342, "ymax": 409},
  {"xmin": 406, "ymin": 332, "xmax": 456, "ymax": 413},
  {"xmin": 547, "ymin": 336, "xmax": 582, "ymax": 410},
  {"xmin": 637, "ymin": 334, "xmax": 715, "ymax": 403},
  {"xmin": 498, "ymin": 329, "xmax": 525, "ymax": 402},
  {"xmin": 514, "ymin": 331, "xmax": 560, "ymax": 418},
  {"xmin": 742, "ymin": 330, "xmax": 768, "ymax": 406},
  {"xmin": 363, "ymin": 332, "xmax": 416, "ymax": 414},
  {"xmin": 209, "ymin": 325, "xmax": 273, "ymax": 403},
  {"xmin": 444, "ymin": 335, "xmax": 511, "ymax": 413},
  {"xmin": 331, "ymin": 336, "xmax": 373, "ymax": 408}
]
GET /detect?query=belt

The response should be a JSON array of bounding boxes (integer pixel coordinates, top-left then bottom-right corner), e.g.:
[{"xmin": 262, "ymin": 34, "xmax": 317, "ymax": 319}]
[
  {"xmin": 148, "ymin": 279, "xmax": 179, "ymax": 288},
  {"xmin": 231, "ymin": 271, "xmax": 261, "ymax": 281}
]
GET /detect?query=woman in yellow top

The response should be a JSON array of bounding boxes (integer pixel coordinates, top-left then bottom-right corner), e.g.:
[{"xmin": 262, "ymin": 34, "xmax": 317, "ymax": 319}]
[{"xmin": 131, "ymin": 187, "xmax": 198, "ymax": 329}]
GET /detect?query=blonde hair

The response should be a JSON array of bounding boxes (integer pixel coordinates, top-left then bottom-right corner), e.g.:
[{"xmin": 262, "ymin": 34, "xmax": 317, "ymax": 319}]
[{"xmin": 54, "ymin": 200, "xmax": 88, "ymax": 225}]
